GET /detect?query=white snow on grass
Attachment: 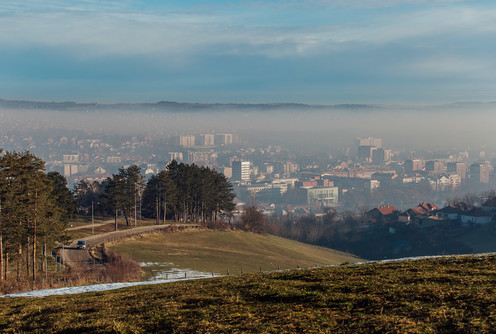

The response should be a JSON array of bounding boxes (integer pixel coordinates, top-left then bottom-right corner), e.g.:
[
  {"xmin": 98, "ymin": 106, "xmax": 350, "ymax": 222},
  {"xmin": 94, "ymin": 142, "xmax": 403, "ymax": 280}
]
[
  {"xmin": 140, "ymin": 261, "xmax": 222, "ymax": 281},
  {"xmin": 0, "ymin": 276, "xmax": 211, "ymax": 298},
  {"xmin": 150, "ymin": 268, "xmax": 221, "ymax": 280},
  {"xmin": 3, "ymin": 252, "xmax": 495, "ymax": 298}
]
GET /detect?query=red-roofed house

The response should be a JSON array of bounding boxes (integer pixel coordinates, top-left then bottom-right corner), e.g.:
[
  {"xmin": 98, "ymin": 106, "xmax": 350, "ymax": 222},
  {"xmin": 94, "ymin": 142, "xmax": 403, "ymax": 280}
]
[
  {"xmin": 436, "ymin": 202, "xmax": 473, "ymax": 221},
  {"xmin": 366, "ymin": 205, "xmax": 399, "ymax": 224},
  {"xmin": 399, "ymin": 202, "xmax": 439, "ymax": 223},
  {"xmin": 461, "ymin": 208, "xmax": 492, "ymax": 226}
]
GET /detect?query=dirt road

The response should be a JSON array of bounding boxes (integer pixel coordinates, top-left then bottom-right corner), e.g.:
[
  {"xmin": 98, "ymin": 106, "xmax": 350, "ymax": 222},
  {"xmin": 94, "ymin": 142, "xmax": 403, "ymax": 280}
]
[{"xmin": 62, "ymin": 224, "xmax": 200, "ymax": 274}]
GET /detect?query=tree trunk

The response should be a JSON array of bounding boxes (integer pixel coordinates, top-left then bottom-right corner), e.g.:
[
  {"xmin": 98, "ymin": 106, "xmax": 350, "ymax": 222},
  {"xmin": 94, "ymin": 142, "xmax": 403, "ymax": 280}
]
[
  {"xmin": 0, "ymin": 233, "xmax": 3, "ymax": 282},
  {"xmin": 32, "ymin": 230, "xmax": 36, "ymax": 281},
  {"xmin": 33, "ymin": 188, "xmax": 38, "ymax": 281},
  {"xmin": 41, "ymin": 243, "xmax": 46, "ymax": 273},
  {"xmin": 115, "ymin": 210, "xmax": 118, "ymax": 231},
  {"xmin": 164, "ymin": 197, "xmax": 167, "ymax": 224},
  {"xmin": 155, "ymin": 187, "xmax": 159, "ymax": 224},
  {"xmin": 26, "ymin": 236, "xmax": 30, "ymax": 279},
  {"xmin": 17, "ymin": 242, "xmax": 22, "ymax": 280},
  {"xmin": 4, "ymin": 251, "xmax": 8, "ymax": 281},
  {"xmin": 123, "ymin": 210, "xmax": 129, "ymax": 226},
  {"xmin": 156, "ymin": 194, "xmax": 160, "ymax": 225}
]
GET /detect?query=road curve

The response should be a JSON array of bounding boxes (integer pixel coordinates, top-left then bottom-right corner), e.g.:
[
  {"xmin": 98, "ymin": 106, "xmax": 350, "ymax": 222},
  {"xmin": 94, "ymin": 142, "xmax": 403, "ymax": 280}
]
[{"xmin": 62, "ymin": 224, "xmax": 200, "ymax": 273}]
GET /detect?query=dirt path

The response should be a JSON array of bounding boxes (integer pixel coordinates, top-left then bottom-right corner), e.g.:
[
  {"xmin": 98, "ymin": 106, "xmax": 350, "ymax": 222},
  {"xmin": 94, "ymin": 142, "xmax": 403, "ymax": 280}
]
[{"xmin": 62, "ymin": 224, "xmax": 200, "ymax": 274}]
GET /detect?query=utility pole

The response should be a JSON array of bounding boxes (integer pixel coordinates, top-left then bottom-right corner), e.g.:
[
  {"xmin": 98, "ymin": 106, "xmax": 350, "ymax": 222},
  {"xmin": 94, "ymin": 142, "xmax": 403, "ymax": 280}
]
[{"xmin": 92, "ymin": 200, "xmax": 94, "ymax": 235}]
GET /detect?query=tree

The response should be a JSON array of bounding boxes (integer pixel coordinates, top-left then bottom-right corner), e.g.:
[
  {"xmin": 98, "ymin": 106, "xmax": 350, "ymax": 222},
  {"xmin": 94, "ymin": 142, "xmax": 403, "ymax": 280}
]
[
  {"xmin": 75, "ymin": 179, "xmax": 103, "ymax": 215},
  {"xmin": 141, "ymin": 161, "xmax": 235, "ymax": 224},
  {"xmin": 47, "ymin": 172, "xmax": 75, "ymax": 222},
  {"xmin": 102, "ymin": 165, "xmax": 144, "ymax": 229},
  {"xmin": 240, "ymin": 205, "xmax": 266, "ymax": 234}
]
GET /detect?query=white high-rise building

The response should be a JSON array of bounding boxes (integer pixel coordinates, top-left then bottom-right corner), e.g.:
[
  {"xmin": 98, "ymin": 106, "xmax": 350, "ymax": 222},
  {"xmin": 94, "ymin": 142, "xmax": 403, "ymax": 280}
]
[
  {"xmin": 198, "ymin": 134, "xmax": 215, "ymax": 146},
  {"xmin": 232, "ymin": 160, "xmax": 251, "ymax": 182}
]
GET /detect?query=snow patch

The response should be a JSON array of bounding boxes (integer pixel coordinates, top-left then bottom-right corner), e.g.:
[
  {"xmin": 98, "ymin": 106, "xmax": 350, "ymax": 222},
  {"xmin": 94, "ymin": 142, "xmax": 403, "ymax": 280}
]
[
  {"xmin": 151, "ymin": 267, "xmax": 221, "ymax": 280},
  {"xmin": 1, "ymin": 277, "xmax": 210, "ymax": 298}
]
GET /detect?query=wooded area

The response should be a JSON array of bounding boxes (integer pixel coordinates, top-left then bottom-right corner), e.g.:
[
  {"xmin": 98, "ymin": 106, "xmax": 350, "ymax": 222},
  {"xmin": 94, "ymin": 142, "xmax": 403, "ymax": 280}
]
[
  {"xmin": 76, "ymin": 161, "xmax": 236, "ymax": 226},
  {"xmin": 0, "ymin": 150, "xmax": 74, "ymax": 283}
]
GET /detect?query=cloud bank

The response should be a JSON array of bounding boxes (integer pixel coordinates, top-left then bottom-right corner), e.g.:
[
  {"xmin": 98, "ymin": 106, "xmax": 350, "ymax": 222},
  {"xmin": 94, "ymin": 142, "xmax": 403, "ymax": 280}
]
[{"xmin": 0, "ymin": 0, "xmax": 495, "ymax": 103}]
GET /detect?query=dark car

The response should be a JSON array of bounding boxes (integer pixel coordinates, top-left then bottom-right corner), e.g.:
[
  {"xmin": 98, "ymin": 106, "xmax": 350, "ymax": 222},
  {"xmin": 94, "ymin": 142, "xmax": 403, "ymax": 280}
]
[{"xmin": 77, "ymin": 240, "xmax": 87, "ymax": 250}]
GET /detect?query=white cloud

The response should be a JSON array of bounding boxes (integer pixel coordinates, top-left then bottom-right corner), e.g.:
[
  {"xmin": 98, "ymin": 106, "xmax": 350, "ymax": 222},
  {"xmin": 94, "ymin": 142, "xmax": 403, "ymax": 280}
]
[{"xmin": 1, "ymin": 1, "xmax": 495, "ymax": 61}]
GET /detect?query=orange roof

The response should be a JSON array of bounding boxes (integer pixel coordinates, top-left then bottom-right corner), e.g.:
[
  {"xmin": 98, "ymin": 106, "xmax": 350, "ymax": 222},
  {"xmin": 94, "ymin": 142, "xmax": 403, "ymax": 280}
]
[
  {"xmin": 376, "ymin": 205, "xmax": 398, "ymax": 215},
  {"xmin": 410, "ymin": 206, "xmax": 428, "ymax": 215},
  {"xmin": 419, "ymin": 202, "xmax": 439, "ymax": 211}
]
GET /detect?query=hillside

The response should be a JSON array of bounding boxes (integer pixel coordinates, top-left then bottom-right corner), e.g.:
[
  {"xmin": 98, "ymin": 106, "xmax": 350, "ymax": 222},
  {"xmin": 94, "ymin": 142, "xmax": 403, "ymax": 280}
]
[
  {"xmin": 109, "ymin": 230, "xmax": 361, "ymax": 278},
  {"xmin": 1, "ymin": 254, "xmax": 496, "ymax": 332}
]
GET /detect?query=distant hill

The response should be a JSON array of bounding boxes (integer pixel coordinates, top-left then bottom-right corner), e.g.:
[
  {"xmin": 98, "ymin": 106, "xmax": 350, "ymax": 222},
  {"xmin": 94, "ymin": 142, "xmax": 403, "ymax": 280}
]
[
  {"xmin": 1, "ymin": 97, "xmax": 495, "ymax": 115},
  {"xmin": 1, "ymin": 254, "xmax": 495, "ymax": 332},
  {"xmin": 0, "ymin": 98, "xmax": 378, "ymax": 112}
]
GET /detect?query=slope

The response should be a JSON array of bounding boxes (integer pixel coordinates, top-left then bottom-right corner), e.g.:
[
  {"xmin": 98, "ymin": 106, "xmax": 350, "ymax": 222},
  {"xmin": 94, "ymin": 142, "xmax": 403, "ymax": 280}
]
[
  {"xmin": 109, "ymin": 229, "xmax": 361, "ymax": 277},
  {"xmin": 1, "ymin": 254, "xmax": 496, "ymax": 332}
]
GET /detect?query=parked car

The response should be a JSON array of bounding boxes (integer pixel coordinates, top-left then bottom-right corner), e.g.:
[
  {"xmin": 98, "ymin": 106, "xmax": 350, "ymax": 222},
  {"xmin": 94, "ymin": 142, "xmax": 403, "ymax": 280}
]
[{"xmin": 77, "ymin": 240, "xmax": 87, "ymax": 250}]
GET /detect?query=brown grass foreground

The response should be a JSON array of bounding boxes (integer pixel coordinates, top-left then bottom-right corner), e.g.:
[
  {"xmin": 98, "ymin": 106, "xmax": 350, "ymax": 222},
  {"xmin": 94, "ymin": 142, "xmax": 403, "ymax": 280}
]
[{"xmin": 1, "ymin": 255, "xmax": 496, "ymax": 333}]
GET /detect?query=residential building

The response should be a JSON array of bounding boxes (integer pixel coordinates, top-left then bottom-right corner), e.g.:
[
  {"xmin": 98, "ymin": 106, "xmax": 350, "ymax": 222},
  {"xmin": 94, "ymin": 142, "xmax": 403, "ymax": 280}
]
[
  {"xmin": 447, "ymin": 162, "xmax": 467, "ymax": 179},
  {"xmin": 107, "ymin": 156, "xmax": 121, "ymax": 164},
  {"xmin": 356, "ymin": 137, "xmax": 382, "ymax": 148},
  {"xmin": 366, "ymin": 206, "xmax": 399, "ymax": 224},
  {"xmin": 176, "ymin": 135, "xmax": 195, "ymax": 148},
  {"xmin": 425, "ymin": 160, "xmax": 447, "ymax": 173},
  {"xmin": 197, "ymin": 134, "xmax": 215, "ymax": 146},
  {"xmin": 372, "ymin": 148, "xmax": 385, "ymax": 165},
  {"xmin": 404, "ymin": 159, "xmax": 424, "ymax": 174},
  {"xmin": 469, "ymin": 162, "xmax": 491, "ymax": 184},
  {"xmin": 301, "ymin": 186, "xmax": 339, "ymax": 206},
  {"xmin": 461, "ymin": 208, "xmax": 492, "ymax": 226},
  {"xmin": 63, "ymin": 154, "xmax": 79, "ymax": 163},
  {"xmin": 169, "ymin": 152, "xmax": 184, "ymax": 161},
  {"xmin": 215, "ymin": 133, "xmax": 238, "ymax": 145},
  {"xmin": 232, "ymin": 160, "xmax": 251, "ymax": 182}
]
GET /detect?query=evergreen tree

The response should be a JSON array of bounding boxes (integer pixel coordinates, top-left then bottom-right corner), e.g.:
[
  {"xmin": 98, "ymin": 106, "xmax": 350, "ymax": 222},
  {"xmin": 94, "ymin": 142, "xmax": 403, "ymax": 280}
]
[
  {"xmin": 141, "ymin": 161, "xmax": 235, "ymax": 223},
  {"xmin": 0, "ymin": 151, "xmax": 68, "ymax": 281}
]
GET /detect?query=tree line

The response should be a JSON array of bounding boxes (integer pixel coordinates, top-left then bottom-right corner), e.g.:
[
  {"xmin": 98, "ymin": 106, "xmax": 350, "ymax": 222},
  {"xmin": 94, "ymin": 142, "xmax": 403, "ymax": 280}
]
[
  {"xmin": 76, "ymin": 160, "xmax": 235, "ymax": 227},
  {"xmin": 0, "ymin": 150, "xmax": 74, "ymax": 282}
]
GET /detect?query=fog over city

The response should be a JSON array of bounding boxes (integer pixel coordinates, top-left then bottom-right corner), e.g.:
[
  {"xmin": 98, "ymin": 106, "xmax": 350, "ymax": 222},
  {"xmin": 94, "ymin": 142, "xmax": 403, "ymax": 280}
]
[{"xmin": 1, "ymin": 101, "xmax": 495, "ymax": 153}]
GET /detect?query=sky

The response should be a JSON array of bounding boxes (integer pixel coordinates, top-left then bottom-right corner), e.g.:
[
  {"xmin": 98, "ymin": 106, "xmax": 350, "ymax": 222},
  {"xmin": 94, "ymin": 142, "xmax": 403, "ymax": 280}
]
[{"xmin": 1, "ymin": 0, "xmax": 495, "ymax": 104}]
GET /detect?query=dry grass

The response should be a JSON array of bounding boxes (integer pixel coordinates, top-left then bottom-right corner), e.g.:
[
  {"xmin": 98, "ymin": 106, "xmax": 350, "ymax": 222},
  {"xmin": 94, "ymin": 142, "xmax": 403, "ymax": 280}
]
[
  {"xmin": 1, "ymin": 254, "xmax": 496, "ymax": 332},
  {"xmin": 110, "ymin": 230, "xmax": 361, "ymax": 277}
]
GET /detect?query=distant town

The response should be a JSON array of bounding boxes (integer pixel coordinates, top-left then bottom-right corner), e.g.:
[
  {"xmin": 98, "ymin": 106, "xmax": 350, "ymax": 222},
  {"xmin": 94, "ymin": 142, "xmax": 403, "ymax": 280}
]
[{"xmin": 2, "ymin": 120, "xmax": 495, "ymax": 218}]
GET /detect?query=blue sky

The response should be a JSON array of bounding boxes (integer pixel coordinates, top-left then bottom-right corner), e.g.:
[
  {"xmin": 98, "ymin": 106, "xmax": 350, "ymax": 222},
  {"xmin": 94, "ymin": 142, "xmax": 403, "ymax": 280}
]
[{"xmin": 1, "ymin": 0, "xmax": 495, "ymax": 103}]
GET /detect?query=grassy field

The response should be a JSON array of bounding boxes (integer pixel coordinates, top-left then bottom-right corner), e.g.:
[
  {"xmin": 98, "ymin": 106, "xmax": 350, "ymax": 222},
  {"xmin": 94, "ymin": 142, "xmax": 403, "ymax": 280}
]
[
  {"xmin": 1, "ymin": 254, "xmax": 496, "ymax": 332},
  {"xmin": 109, "ymin": 230, "xmax": 361, "ymax": 277}
]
